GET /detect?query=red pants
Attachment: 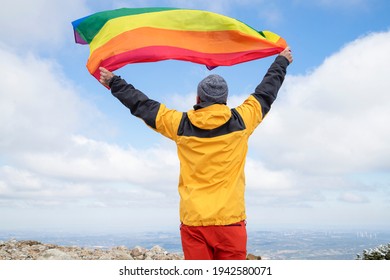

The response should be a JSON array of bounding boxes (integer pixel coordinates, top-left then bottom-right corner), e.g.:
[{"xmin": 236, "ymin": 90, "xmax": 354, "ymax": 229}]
[{"xmin": 180, "ymin": 221, "xmax": 247, "ymax": 260}]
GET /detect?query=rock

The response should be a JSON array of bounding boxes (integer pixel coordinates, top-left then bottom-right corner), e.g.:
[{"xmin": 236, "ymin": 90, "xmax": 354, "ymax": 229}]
[
  {"xmin": 19, "ymin": 240, "xmax": 41, "ymax": 246},
  {"xmin": 38, "ymin": 249, "xmax": 74, "ymax": 260},
  {"xmin": 131, "ymin": 246, "xmax": 146, "ymax": 259},
  {"xmin": 150, "ymin": 245, "xmax": 167, "ymax": 254},
  {"xmin": 246, "ymin": 253, "xmax": 262, "ymax": 260}
]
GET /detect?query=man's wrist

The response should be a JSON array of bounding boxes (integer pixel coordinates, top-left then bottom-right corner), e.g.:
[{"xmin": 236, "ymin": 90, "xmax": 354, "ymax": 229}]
[{"xmin": 108, "ymin": 75, "xmax": 117, "ymax": 88}]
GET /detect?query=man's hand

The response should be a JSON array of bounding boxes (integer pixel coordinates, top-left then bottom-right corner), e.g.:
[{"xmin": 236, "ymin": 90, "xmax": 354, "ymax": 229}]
[
  {"xmin": 279, "ymin": 47, "xmax": 293, "ymax": 64},
  {"xmin": 99, "ymin": 67, "xmax": 114, "ymax": 87}
]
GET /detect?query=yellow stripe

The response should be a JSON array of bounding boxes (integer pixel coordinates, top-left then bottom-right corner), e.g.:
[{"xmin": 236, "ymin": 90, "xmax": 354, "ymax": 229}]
[
  {"xmin": 90, "ymin": 9, "xmax": 262, "ymax": 53},
  {"xmin": 262, "ymin": 30, "xmax": 282, "ymax": 44}
]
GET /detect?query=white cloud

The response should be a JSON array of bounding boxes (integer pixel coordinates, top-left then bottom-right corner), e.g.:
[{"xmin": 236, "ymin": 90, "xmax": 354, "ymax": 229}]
[
  {"xmin": 18, "ymin": 135, "xmax": 179, "ymax": 188},
  {"xmin": 168, "ymin": 92, "xmax": 197, "ymax": 112},
  {"xmin": 0, "ymin": 165, "xmax": 93, "ymax": 205},
  {"xmin": 0, "ymin": 47, "xmax": 99, "ymax": 155},
  {"xmin": 252, "ymin": 30, "xmax": 390, "ymax": 175},
  {"xmin": 339, "ymin": 192, "xmax": 369, "ymax": 203},
  {"xmin": 0, "ymin": 0, "xmax": 89, "ymax": 49}
]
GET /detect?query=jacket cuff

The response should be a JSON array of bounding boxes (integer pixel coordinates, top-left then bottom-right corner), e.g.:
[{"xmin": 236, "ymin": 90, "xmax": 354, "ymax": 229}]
[
  {"xmin": 108, "ymin": 75, "xmax": 121, "ymax": 88},
  {"xmin": 276, "ymin": 55, "xmax": 290, "ymax": 67}
]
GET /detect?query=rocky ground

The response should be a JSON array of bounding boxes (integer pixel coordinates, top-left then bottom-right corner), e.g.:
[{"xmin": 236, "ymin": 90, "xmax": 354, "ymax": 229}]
[
  {"xmin": 0, "ymin": 239, "xmax": 262, "ymax": 260},
  {"xmin": 0, "ymin": 239, "xmax": 182, "ymax": 260}
]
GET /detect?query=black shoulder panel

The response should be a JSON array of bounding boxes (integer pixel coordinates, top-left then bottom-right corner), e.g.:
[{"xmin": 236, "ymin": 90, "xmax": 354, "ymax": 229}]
[{"xmin": 177, "ymin": 109, "xmax": 246, "ymax": 138}]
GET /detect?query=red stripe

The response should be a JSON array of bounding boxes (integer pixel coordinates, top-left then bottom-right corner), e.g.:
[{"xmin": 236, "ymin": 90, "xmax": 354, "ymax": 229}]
[{"xmin": 91, "ymin": 46, "xmax": 283, "ymax": 80}]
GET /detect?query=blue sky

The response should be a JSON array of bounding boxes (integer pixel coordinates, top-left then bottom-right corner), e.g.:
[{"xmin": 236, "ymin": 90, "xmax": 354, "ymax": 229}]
[{"xmin": 0, "ymin": 0, "xmax": 390, "ymax": 234}]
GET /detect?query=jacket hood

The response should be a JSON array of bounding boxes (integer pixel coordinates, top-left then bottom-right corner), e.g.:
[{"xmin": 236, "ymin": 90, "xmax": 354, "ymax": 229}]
[{"xmin": 187, "ymin": 103, "xmax": 231, "ymax": 130}]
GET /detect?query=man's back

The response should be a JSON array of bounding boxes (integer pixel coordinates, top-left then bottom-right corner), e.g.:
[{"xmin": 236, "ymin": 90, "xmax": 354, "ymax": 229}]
[{"xmin": 176, "ymin": 104, "xmax": 251, "ymax": 226}]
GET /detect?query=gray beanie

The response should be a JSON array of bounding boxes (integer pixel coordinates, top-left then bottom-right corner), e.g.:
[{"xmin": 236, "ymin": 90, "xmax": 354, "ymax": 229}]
[{"xmin": 197, "ymin": 74, "xmax": 228, "ymax": 104}]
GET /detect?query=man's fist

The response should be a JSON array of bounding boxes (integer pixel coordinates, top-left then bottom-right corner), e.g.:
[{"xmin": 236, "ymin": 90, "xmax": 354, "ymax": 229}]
[
  {"xmin": 280, "ymin": 47, "xmax": 293, "ymax": 64},
  {"xmin": 99, "ymin": 67, "xmax": 114, "ymax": 87}
]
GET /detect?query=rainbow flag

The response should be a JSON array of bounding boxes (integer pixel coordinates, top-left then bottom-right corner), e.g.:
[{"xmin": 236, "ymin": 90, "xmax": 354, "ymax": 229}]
[{"xmin": 72, "ymin": 7, "xmax": 287, "ymax": 81}]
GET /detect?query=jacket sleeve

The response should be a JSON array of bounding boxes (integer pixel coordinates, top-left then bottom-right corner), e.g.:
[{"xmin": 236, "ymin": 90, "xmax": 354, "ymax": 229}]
[
  {"xmin": 253, "ymin": 55, "xmax": 289, "ymax": 117},
  {"xmin": 235, "ymin": 55, "xmax": 289, "ymax": 133},
  {"xmin": 109, "ymin": 76, "xmax": 183, "ymax": 140}
]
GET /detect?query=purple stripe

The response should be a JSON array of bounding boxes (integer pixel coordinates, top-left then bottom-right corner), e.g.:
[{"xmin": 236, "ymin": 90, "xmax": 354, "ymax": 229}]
[{"xmin": 74, "ymin": 31, "xmax": 88, "ymax": 45}]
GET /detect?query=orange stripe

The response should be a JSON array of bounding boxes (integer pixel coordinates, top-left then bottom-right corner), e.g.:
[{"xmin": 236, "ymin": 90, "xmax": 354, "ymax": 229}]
[{"xmin": 87, "ymin": 27, "xmax": 282, "ymax": 73}]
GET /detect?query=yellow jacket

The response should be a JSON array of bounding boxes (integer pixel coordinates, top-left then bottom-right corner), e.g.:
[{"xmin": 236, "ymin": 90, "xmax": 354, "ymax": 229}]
[{"xmin": 110, "ymin": 55, "xmax": 289, "ymax": 226}]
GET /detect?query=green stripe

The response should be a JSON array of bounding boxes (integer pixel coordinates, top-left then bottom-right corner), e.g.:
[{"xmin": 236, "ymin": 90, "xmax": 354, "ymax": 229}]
[{"xmin": 76, "ymin": 7, "xmax": 179, "ymax": 43}]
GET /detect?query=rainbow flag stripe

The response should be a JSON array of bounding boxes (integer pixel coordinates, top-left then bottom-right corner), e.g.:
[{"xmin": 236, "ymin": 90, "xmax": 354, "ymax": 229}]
[{"xmin": 72, "ymin": 7, "xmax": 287, "ymax": 80}]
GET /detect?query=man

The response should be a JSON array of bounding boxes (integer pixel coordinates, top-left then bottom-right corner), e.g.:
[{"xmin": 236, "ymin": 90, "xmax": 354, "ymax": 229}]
[{"xmin": 100, "ymin": 47, "xmax": 293, "ymax": 260}]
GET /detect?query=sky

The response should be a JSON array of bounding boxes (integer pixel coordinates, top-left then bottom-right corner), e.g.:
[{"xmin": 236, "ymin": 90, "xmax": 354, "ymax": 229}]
[{"xmin": 0, "ymin": 0, "xmax": 390, "ymax": 235}]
